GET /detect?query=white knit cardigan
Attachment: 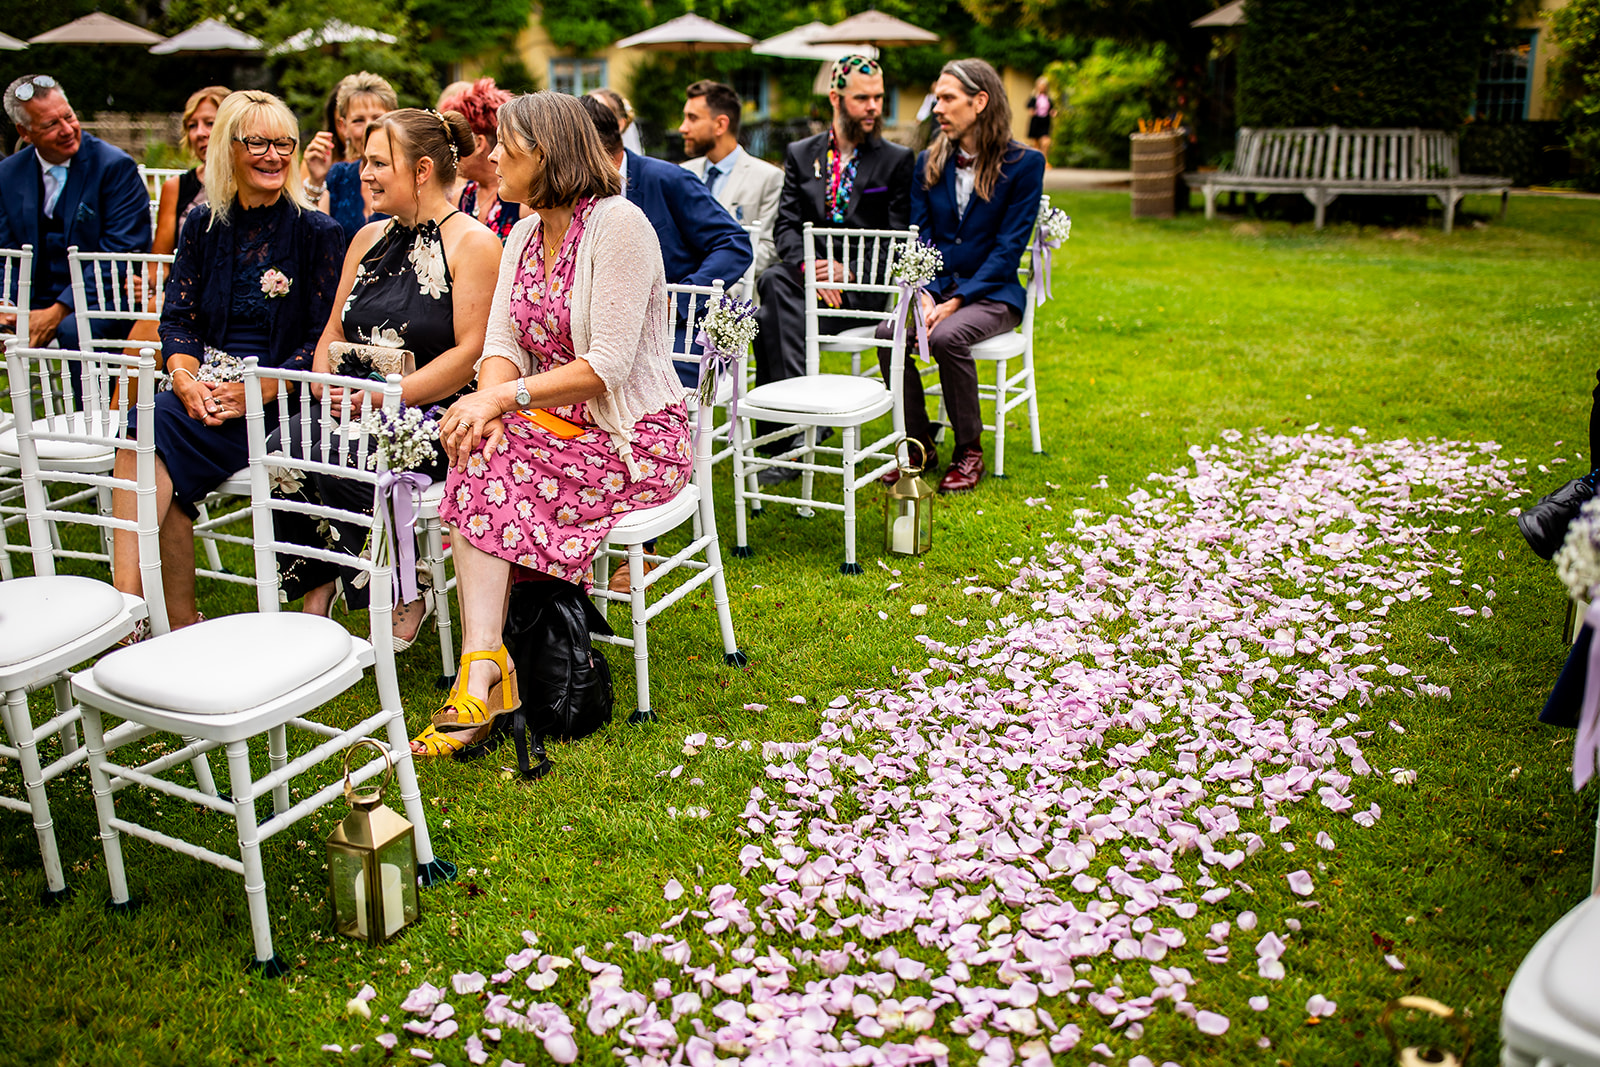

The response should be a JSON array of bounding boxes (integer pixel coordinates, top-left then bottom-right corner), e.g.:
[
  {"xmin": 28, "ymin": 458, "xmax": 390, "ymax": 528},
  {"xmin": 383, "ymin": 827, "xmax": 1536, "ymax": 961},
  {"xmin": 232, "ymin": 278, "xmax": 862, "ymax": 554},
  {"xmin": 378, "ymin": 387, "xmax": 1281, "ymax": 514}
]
[{"xmin": 478, "ymin": 195, "xmax": 685, "ymax": 479}]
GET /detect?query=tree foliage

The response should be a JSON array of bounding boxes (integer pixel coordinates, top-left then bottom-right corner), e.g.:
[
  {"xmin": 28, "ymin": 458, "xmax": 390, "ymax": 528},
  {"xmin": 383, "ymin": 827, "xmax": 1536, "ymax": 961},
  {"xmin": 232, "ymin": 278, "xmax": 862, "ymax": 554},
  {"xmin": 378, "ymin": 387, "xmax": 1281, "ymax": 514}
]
[
  {"xmin": 1551, "ymin": 0, "xmax": 1600, "ymax": 187},
  {"xmin": 1236, "ymin": 0, "xmax": 1503, "ymax": 129},
  {"xmin": 1046, "ymin": 41, "xmax": 1175, "ymax": 167}
]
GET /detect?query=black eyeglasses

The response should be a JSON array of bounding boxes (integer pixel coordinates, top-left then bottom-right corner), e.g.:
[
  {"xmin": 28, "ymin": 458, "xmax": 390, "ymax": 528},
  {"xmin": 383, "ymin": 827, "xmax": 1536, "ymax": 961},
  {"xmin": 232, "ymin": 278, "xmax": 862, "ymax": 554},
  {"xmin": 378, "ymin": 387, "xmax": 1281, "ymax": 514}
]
[
  {"xmin": 12, "ymin": 75, "xmax": 57, "ymax": 103},
  {"xmin": 234, "ymin": 136, "xmax": 298, "ymax": 157}
]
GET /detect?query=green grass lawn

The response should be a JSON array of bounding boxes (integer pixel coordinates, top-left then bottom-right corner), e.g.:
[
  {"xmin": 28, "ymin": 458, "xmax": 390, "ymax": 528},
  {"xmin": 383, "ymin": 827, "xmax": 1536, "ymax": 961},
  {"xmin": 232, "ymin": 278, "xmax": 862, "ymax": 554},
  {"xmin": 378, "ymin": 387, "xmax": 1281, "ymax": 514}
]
[{"xmin": 3, "ymin": 191, "xmax": 1598, "ymax": 1067}]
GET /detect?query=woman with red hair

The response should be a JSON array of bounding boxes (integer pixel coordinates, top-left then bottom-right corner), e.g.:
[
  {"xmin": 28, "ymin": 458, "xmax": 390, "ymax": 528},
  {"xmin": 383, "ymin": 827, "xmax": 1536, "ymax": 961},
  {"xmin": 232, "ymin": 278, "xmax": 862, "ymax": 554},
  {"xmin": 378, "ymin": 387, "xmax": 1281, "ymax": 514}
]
[{"xmin": 440, "ymin": 77, "xmax": 529, "ymax": 241}]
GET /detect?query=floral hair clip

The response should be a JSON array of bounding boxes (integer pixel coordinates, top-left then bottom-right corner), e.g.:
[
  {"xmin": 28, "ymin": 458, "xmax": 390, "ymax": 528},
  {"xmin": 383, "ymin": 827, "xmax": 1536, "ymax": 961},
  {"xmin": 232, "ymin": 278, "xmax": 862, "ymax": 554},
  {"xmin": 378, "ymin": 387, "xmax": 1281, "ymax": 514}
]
[{"xmin": 429, "ymin": 108, "xmax": 459, "ymax": 165}]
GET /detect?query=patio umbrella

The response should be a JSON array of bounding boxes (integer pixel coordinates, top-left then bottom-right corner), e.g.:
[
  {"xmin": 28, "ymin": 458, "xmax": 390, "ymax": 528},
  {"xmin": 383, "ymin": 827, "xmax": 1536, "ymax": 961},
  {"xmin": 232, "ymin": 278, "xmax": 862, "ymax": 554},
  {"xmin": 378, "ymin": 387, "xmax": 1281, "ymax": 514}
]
[
  {"xmin": 268, "ymin": 19, "xmax": 398, "ymax": 56},
  {"xmin": 752, "ymin": 22, "xmax": 877, "ymax": 62},
  {"xmin": 1191, "ymin": 0, "xmax": 1246, "ymax": 27},
  {"xmin": 806, "ymin": 10, "xmax": 939, "ymax": 49},
  {"xmin": 614, "ymin": 13, "xmax": 755, "ymax": 53},
  {"xmin": 28, "ymin": 12, "xmax": 165, "ymax": 46},
  {"xmin": 0, "ymin": 31, "xmax": 28, "ymax": 51},
  {"xmin": 150, "ymin": 18, "xmax": 264, "ymax": 56}
]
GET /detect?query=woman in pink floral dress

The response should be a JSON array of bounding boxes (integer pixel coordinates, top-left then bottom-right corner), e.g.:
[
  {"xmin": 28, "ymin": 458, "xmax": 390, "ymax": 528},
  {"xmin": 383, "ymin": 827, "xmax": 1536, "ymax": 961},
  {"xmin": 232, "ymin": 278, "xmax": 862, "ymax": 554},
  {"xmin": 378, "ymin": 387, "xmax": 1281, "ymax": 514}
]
[{"xmin": 413, "ymin": 92, "xmax": 690, "ymax": 759}]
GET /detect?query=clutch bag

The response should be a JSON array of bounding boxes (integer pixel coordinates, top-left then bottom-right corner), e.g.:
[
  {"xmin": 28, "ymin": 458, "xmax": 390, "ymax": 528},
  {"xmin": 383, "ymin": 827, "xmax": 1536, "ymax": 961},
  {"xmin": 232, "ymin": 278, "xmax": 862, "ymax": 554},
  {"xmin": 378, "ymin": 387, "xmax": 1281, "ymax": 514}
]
[{"xmin": 328, "ymin": 340, "xmax": 415, "ymax": 382}]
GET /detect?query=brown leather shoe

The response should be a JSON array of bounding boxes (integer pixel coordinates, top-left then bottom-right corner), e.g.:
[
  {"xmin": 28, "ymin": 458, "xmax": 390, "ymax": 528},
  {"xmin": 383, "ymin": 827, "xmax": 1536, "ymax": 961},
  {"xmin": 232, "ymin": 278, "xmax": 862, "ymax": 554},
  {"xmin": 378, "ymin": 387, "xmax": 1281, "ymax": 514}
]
[
  {"xmin": 938, "ymin": 449, "xmax": 985, "ymax": 494},
  {"xmin": 607, "ymin": 559, "xmax": 657, "ymax": 596}
]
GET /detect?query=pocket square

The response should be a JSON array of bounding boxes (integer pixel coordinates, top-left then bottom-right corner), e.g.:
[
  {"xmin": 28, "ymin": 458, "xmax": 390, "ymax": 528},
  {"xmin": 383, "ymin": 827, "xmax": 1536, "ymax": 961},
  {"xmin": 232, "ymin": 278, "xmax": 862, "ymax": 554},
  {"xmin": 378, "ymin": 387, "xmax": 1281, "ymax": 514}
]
[
  {"xmin": 861, "ymin": 186, "xmax": 889, "ymax": 194},
  {"xmin": 75, "ymin": 204, "xmax": 98, "ymax": 222}
]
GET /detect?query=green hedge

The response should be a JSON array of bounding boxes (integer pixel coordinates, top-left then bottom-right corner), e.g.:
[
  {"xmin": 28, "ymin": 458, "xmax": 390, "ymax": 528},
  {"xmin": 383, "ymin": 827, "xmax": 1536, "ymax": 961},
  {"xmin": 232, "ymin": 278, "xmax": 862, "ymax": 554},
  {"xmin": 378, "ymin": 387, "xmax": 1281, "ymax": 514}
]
[{"xmin": 1237, "ymin": 0, "xmax": 1501, "ymax": 130}]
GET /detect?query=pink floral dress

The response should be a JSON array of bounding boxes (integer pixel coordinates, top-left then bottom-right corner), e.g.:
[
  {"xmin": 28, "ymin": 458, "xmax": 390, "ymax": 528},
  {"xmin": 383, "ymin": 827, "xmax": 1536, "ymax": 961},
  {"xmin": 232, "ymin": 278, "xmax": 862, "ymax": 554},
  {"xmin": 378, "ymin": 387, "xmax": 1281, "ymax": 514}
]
[{"xmin": 439, "ymin": 196, "xmax": 691, "ymax": 586}]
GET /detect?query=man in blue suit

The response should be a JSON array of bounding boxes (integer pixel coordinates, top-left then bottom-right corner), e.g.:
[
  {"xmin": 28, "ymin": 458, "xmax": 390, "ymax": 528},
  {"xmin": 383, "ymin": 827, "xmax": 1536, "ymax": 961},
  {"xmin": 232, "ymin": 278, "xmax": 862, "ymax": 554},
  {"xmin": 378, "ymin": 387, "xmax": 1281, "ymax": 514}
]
[
  {"xmin": 878, "ymin": 59, "xmax": 1045, "ymax": 494},
  {"xmin": 579, "ymin": 93, "xmax": 751, "ymax": 388},
  {"xmin": 0, "ymin": 75, "xmax": 152, "ymax": 350}
]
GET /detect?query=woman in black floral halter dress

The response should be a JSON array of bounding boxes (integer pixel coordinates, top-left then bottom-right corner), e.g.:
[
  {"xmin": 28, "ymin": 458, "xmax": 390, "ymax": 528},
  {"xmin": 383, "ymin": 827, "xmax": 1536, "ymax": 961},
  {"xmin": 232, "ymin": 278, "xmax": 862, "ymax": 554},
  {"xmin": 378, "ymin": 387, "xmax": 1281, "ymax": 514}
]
[{"xmin": 271, "ymin": 108, "xmax": 501, "ymax": 649}]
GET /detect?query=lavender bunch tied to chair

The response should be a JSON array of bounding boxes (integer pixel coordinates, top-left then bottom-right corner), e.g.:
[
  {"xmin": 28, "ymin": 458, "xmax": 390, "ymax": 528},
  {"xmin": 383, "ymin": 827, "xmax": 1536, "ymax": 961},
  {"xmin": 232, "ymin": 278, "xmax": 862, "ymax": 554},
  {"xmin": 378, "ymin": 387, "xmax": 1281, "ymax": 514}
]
[
  {"xmin": 356, "ymin": 402, "xmax": 444, "ymax": 473},
  {"xmin": 348, "ymin": 402, "xmax": 445, "ymax": 604},
  {"xmin": 892, "ymin": 239, "xmax": 944, "ymax": 361},
  {"xmin": 695, "ymin": 291, "xmax": 758, "ymax": 411}
]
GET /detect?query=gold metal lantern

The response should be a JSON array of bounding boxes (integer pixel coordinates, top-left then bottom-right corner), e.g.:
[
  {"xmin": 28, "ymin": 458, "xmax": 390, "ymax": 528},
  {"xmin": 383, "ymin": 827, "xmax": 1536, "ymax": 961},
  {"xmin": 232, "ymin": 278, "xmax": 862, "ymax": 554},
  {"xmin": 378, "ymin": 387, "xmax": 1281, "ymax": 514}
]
[
  {"xmin": 884, "ymin": 439, "xmax": 934, "ymax": 556},
  {"xmin": 327, "ymin": 740, "xmax": 421, "ymax": 945}
]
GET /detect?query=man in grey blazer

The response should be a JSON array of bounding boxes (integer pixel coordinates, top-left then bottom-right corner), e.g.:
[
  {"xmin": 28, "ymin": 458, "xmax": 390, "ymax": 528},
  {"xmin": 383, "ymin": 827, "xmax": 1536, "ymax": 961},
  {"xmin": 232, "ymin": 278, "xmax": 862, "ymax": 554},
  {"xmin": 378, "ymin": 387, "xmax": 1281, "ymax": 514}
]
[{"xmin": 678, "ymin": 81, "xmax": 782, "ymax": 281}]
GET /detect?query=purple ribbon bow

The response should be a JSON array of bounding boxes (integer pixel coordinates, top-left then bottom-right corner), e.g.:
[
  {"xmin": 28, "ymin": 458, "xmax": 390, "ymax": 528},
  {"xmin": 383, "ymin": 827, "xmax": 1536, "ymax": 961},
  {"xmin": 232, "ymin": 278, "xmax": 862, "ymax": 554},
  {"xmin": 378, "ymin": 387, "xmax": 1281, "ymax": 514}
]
[
  {"xmin": 1031, "ymin": 227, "xmax": 1059, "ymax": 307},
  {"xmin": 695, "ymin": 328, "xmax": 739, "ymax": 424},
  {"xmin": 1576, "ymin": 599, "xmax": 1600, "ymax": 790},
  {"xmin": 892, "ymin": 279, "xmax": 932, "ymax": 366},
  {"xmin": 377, "ymin": 469, "xmax": 431, "ymax": 609}
]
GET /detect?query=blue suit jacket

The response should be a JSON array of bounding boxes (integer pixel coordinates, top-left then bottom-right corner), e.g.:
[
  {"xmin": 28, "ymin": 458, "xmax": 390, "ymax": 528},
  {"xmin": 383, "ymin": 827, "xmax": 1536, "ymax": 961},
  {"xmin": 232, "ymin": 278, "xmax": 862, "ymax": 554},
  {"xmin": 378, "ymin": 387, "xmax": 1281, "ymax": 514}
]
[
  {"xmin": 624, "ymin": 150, "xmax": 751, "ymax": 291},
  {"xmin": 911, "ymin": 143, "xmax": 1045, "ymax": 316},
  {"xmin": 0, "ymin": 134, "xmax": 152, "ymax": 311}
]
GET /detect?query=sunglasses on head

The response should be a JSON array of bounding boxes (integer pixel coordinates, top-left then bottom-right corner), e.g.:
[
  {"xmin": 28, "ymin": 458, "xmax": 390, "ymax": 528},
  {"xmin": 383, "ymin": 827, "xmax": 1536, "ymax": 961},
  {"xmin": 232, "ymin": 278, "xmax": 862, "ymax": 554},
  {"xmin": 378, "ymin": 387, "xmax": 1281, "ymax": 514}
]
[{"xmin": 12, "ymin": 75, "xmax": 58, "ymax": 103}]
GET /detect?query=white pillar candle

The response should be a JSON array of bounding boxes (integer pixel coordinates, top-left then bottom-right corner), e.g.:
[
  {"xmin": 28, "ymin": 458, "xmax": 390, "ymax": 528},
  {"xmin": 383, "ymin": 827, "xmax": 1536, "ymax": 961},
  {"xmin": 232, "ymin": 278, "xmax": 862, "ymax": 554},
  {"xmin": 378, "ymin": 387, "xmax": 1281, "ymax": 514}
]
[
  {"xmin": 892, "ymin": 514, "xmax": 915, "ymax": 554},
  {"xmin": 353, "ymin": 862, "xmax": 406, "ymax": 938}
]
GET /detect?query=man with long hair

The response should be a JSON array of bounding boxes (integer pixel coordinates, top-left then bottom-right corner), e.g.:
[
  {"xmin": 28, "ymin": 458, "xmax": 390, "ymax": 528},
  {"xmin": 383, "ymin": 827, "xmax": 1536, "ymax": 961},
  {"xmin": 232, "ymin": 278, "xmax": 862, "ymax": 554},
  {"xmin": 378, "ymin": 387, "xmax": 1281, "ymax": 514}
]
[
  {"xmin": 752, "ymin": 54, "xmax": 914, "ymax": 482},
  {"xmin": 878, "ymin": 58, "xmax": 1045, "ymax": 494}
]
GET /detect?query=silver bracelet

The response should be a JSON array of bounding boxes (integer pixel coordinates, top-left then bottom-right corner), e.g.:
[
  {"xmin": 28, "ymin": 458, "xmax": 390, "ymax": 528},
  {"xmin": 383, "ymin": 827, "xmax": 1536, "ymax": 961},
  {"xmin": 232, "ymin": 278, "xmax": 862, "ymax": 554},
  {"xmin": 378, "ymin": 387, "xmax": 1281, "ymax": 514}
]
[{"xmin": 304, "ymin": 181, "xmax": 326, "ymax": 200}]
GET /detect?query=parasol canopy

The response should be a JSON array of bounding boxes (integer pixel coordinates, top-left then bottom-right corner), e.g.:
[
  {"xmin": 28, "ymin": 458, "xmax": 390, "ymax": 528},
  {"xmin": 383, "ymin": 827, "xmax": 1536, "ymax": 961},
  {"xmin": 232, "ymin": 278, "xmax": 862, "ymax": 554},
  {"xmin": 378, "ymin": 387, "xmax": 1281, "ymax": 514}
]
[
  {"xmin": 753, "ymin": 22, "xmax": 877, "ymax": 62},
  {"xmin": 269, "ymin": 19, "xmax": 398, "ymax": 56},
  {"xmin": 29, "ymin": 12, "xmax": 165, "ymax": 46},
  {"xmin": 806, "ymin": 11, "xmax": 938, "ymax": 48},
  {"xmin": 614, "ymin": 13, "xmax": 755, "ymax": 52},
  {"xmin": 1192, "ymin": 0, "xmax": 1246, "ymax": 27},
  {"xmin": 0, "ymin": 31, "xmax": 28, "ymax": 51},
  {"xmin": 150, "ymin": 18, "xmax": 264, "ymax": 55}
]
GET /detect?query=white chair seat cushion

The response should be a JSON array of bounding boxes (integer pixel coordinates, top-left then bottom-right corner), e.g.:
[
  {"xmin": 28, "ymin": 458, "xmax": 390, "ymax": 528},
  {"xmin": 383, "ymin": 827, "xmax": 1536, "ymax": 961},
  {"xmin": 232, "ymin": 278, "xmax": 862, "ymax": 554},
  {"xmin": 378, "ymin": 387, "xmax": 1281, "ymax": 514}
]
[
  {"xmin": 0, "ymin": 412, "xmax": 118, "ymax": 461},
  {"xmin": 971, "ymin": 331, "xmax": 1027, "ymax": 360},
  {"xmin": 92, "ymin": 613, "xmax": 356, "ymax": 714},
  {"xmin": 822, "ymin": 325, "xmax": 882, "ymax": 353},
  {"xmin": 0, "ymin": 575, "xmax": 129, "ymax": 667},
  {"xmin": 608, "ymin": 485, "xmax": 700, "ymax": 543},
  {"xmin": 742, "ymin": 374, "xmax": 889, "ymax": 417},
  {"xmin": 1547, "ymin": 894, "xmax": 1600, "ymax": 1035}
]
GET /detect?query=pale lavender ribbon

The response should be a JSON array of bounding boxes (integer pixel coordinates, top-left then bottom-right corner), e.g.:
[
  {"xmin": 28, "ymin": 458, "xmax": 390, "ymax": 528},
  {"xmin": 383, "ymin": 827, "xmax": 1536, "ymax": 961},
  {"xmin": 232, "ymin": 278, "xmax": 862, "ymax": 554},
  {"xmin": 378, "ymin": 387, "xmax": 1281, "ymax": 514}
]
[
  {"xmin": 377, "ymin": 470, "xmax": 430, "ymax": 608},
  {"xmin": 695, "ymin": 328, "xmax": 739, "ymax": 424},
  {"xmin": 892, "ymin": 280, "xmax": 932, "ymax": 365},
  {"xmin": 1575, "ymin": 599, "xmax": 1600, "ymax": 790},
  {"xmin": 1031, "ymin": 229, "xmax": 1059, "ymax": 307}
]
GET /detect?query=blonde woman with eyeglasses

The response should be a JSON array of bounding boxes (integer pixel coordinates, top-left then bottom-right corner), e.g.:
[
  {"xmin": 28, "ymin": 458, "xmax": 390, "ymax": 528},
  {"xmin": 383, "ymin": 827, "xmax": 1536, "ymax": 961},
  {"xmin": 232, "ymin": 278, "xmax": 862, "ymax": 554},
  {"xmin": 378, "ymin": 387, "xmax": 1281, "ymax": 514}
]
[{"xmin": 108, "ymin": 90, "xmax": 345, "ymax": 637}]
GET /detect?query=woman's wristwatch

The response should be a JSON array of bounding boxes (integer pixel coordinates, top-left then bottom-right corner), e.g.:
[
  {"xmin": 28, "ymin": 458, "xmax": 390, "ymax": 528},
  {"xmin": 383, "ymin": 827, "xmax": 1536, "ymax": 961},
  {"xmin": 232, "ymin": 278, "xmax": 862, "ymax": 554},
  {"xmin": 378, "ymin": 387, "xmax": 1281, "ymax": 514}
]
[{"xmin": 514, "ymin": 377, "xmax": 531, "ymax": 408}]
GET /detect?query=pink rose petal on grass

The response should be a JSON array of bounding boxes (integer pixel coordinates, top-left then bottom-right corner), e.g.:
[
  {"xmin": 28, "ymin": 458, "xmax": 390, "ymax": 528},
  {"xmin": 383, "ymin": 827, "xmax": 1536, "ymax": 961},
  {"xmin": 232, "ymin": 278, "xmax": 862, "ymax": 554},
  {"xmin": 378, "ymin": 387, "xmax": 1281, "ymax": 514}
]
[
  {"xmin": 1316, "ymin": 831, "xmax": 1336, "ymax": 850},
  {"xmin": 453, "ymin": 971, "xmax": 487, "ymax": 995},
  {"xmin": 663, "ymin": 879, "xmax": 684, "ymax": 901},
  {"xmin": 1249, "ymin": 996, "xmax": 1269, "ymax": 1011},
  {"xmin": 1306, "ymin": 995, "xmax": 1337, "ymax": 1018},
  {"xmin": 1195, "ymin": 1011, "xmax": 1230, "ymax": 1035},
  {"xmin": 1287, "ymin": 870, "xmax": 1315, "ymax": 896},
  {"xmin": 1385, "ymin": 954, "xmax": 1406, "ymax": 971}
]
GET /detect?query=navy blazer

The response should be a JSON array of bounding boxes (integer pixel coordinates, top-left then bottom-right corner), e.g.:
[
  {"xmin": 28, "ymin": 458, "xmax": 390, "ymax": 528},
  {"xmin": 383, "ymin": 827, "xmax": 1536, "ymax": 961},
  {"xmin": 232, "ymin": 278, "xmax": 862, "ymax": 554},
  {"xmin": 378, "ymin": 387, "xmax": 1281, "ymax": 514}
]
[
  {"xmin": 0, "ymin": 134, "xmax": 152, "ymax": 310},
  {"xmin": 911, "ymin": 142, "xmax": 1045, "ymax": 316},
  {"xmin": 623, "ymin": 150, "xmax": 751, "ymax": 291}
]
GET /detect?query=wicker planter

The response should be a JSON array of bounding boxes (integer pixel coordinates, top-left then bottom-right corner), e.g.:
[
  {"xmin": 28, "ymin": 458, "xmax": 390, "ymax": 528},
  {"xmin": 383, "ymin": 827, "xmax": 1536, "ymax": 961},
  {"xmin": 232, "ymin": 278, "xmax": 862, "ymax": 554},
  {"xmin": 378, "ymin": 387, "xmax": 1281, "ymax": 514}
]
[{"xmin": 1130, "ymin": 130, "xmax": 1186, "ymax": 219}]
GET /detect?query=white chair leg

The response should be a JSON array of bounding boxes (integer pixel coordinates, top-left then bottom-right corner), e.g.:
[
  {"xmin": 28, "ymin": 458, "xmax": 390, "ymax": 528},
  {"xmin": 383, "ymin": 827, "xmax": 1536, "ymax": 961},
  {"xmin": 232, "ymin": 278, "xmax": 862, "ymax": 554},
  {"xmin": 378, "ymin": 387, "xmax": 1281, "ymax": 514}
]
[
  {"xmin": 225, "ymin": 739, "xmax": 284, "ymax": 974},
  {"xmin": 266, "ymin": 724, "xmax": 290, "ymax": 816},
  {"xmin": 1024, "ymin": 349, "xmax": 1042, "ymax": 455},
  {"xmin": 195, "ymin": 503, "xmax": 226, "ymax": 574},
  {"xmin": 79, "ymin": 701, "xmax": 133, "ymax": 907},
  {"xmin": 425, "ymin": 518, "xmax": 455, "ymax": 688},
  {"xmin": 704, "ymin": 518, "xmax": 745, "ymax": 666},
  {"xmin": 840, "ymin": 425, "xmax": 860, "ymax": 575},
  {"xmin": 627, "ymin": 544, "xmax": 653, "ymax": 725},
  {"xmin": 96, "ymin": 485, "xmax": 115, "ymax": 561},
  {"xmin": 384, "ymin": 708, "xmax": 452, "ymax": 884},
  {"xmin": 992, "ymin": 356, "xmax": 1009, "ymax": 478},
  {"xmin": 3, "ymin": 688, "xmax": 66, "ymax": 898},
  {"xmin": 799, "ymin": 427, "xmax": 817, "ymax": 519},
  {"xmin": 742, "ymin": 416, "xmax": 761, "ymax": 517},
  {"xmin": 732, "ymin": 431, "xmax": 751, "ymax": 557},
  {"xmin": 0, "ymin": 502, "xmax": 13, "ymax": 581},
  {"xmin": 52, "ymin": 678, "xmax": 79, "ymax": 758},
  {"xmin": 187, "ymin": 740, "xmax": 220, "ymax": 796}
]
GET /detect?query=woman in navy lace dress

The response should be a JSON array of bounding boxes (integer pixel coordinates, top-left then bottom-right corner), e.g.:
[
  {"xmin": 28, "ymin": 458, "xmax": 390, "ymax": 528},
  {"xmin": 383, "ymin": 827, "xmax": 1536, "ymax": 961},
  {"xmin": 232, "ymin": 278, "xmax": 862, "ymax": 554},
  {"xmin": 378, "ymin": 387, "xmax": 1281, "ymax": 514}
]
[
  {"xmin": 272, "ymin": 108, "xmax": 500, "ymax": 648},
  {"xmin": 109, "ymin": 90, "xmax": 344, "ymax": 631}
]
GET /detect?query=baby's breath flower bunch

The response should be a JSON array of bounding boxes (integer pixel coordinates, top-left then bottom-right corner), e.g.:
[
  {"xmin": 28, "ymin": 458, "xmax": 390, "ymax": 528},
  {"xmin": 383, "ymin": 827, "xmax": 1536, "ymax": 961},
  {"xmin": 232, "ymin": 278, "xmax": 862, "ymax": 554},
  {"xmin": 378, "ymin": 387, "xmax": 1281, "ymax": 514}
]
[
  {"xmin": 1557, "ymin": 497, "xmax": 1600, "ymax": 601},
  {"xmin": 358, "ymin": 403, "xmax": 443, "ymax": 472},
  {"xmin": 1040, "ymin": 205, "xmax": 1072, "ymax": 244},
  {"xmin": 893, "ymin": 239, "xmax": 943, "ymax": 288},
  {"xmin": 196, "ymin": 346, "xmax": 247, "ymax": 383},
  {"xmin": 696, "ymin": 292, "xmax": 758, "ymax": 407}
]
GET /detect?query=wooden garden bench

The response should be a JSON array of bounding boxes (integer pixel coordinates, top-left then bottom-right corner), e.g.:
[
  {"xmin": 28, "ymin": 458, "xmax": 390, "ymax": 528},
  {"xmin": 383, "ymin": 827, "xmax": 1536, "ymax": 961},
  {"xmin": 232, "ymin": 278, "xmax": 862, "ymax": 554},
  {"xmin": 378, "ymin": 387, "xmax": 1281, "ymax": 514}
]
[{"xmin": 1197, "ymin": 126, "xmax": 1511, "ymax": 233}]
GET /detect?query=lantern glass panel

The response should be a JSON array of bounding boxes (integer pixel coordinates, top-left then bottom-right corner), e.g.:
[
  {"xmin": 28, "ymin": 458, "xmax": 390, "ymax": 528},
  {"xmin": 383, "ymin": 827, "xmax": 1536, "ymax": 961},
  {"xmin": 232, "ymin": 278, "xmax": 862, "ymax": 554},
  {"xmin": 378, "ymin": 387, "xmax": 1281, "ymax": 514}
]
[
  {"xmin": 377, "ymin": 833, "xmax": 421, "ymax": 936},
  {"xmin": 329, "ymin": 843, "xmax": 369, "ymax": 941},
  {"xmin": 916, "ymin": 495, "xmax": 932, "ymax": 551}
]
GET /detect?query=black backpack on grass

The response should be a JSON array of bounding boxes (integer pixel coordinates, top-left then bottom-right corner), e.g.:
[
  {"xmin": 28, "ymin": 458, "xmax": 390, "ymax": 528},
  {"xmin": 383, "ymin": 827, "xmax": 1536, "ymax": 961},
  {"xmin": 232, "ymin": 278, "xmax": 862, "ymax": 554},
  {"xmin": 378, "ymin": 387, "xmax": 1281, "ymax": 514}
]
[{"xmin": 500, "ymin": 579, "xmax": 615, "ymax": 779}]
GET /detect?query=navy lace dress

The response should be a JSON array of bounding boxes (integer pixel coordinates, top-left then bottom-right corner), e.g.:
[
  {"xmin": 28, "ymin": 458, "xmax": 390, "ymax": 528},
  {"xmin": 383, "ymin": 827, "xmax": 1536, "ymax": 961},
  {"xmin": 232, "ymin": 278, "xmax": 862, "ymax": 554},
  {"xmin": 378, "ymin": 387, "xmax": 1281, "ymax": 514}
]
[
  {"xmin": 274, "ymin": 215, "xmax": 467, "ymax": 608},
  {"xmin": 148, "ymin": 196, "xmax": 344, "ymax": 517}
]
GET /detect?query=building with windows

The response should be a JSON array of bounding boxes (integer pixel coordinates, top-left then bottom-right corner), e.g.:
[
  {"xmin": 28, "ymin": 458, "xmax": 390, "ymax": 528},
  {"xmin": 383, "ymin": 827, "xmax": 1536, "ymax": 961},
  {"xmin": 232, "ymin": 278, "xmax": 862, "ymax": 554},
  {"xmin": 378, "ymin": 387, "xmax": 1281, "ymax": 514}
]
[{"xmin": 1477, "ymin": 0, "xmax": 1569, "ymax": 122}]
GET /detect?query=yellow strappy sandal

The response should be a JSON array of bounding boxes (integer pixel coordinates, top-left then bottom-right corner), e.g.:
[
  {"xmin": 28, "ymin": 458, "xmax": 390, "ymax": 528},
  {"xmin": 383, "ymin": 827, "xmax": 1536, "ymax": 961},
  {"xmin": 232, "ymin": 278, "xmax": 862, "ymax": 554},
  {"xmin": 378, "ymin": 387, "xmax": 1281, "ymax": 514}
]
[{"xmin": 411, "ymin": 645, "xmax": 521, "ymax": 758}]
